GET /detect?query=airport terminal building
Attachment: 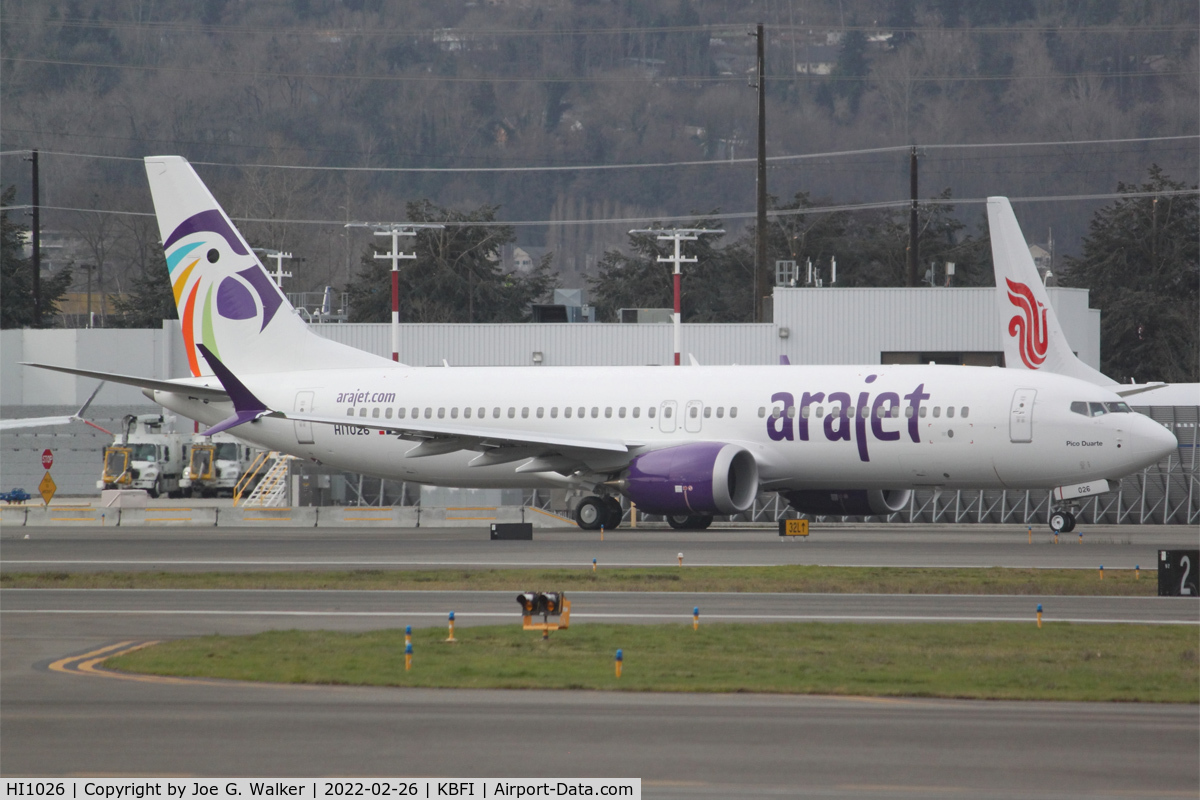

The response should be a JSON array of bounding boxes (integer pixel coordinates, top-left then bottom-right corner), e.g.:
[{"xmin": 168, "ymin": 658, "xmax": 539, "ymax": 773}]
[{"xmin": 2, "ymin": 287, "xmax": 1195, "ymax": 525}]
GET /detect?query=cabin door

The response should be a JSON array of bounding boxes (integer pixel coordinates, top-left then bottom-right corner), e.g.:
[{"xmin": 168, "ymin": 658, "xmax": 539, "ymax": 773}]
[
  {"xmin": 294, "ymin": 391, "xmax": 315, "ymax": 445},
  {"xmin": 1009, "ymin": 389, "xmax": 1035, "ymax": 443}
]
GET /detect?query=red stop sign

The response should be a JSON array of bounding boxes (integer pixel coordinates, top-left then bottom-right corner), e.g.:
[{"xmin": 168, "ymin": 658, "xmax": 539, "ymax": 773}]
[{"xmin": 41, "ymin": 449, "xmax": 54, "ymax": 470}]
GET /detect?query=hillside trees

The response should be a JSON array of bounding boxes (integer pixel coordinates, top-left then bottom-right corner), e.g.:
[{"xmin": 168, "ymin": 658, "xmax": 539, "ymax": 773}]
[
  {"xmin": 345, "ymin": 200, "xmax": 556, "ymax": 323},
  {"xmin": 1, "ymin": 186, "xmax": 73, "ymax": 328},
  {"xmin": 1064, "ymin": 166, "xmax": 1199, "ymax": 383},
  {"xmin": 587, "ymin": 222, "xmax": 753, "ymax": 323}
]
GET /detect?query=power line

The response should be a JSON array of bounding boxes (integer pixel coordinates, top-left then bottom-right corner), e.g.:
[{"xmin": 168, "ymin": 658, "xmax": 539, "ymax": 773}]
[
  {"xmin": 1, "ymin": 16, "xmax": 1192, "ymax": 38},
  {"xmin": 9, "ymin": 135, "xmax": 1194, "ymax": 175},
  {"xmin": 5, "ymin": 189, "xmax": 1194, "ymax": 229},
  {"xmin": 6, "ymin": 55, "xmax": 1189, "ymax": 85}
]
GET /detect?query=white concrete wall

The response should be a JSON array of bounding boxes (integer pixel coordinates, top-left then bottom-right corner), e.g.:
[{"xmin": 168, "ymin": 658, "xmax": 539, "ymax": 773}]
[{"xmin": 771, "ymin": 286, "xmax": 1101, "ymax": 368}]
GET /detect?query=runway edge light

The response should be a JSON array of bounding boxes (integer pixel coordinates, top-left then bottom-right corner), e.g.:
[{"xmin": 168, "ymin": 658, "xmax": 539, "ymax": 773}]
[{"xmin": 1036, "ymin": 604, "xmax": 1043, "ymax": 629}]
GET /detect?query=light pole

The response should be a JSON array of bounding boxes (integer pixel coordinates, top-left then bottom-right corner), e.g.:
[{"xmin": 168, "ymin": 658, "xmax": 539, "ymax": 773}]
[{"xmin": 628, "ymin": 228, "xmax": 724, "ymax": 366}]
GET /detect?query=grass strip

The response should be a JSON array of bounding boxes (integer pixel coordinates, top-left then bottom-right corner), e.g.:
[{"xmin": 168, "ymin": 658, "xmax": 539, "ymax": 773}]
[
  {"xmin": 105, "ymin": 622, "xmax": 1198, "ymax": 703},
  {"xmin": 0, "ymin": 566, "xmax": 1157, "ymax": 595}
]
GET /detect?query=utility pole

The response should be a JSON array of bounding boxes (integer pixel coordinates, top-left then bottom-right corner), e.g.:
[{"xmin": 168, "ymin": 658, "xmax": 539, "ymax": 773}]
[
  {"xmin": 82, "ymin": 264, "xmax": 94, "ymax": 328},
  {"xmin": 628, "ymin": 227, "xmax": 723, "ymax": 366},
  {"xmin": 257, "ymin": 250, "xmax": 294, "ymax": 289},
  {"xmin": 347, "ymin": 222, "xmax": 443, "ymax": 362},
  {"xmin": 752, "ymin": 23, "xmax": 769, "ymax": 322},
  {"xmin": 906, "ymin": 145, "xmax": 919, "ymax": 287},
  {"xmin": 29, "ymin": 149, "xmax": 41, "ymax": 326}
]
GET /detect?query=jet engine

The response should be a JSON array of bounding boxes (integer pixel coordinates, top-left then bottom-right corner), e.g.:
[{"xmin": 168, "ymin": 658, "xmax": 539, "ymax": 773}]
[
  {"xmin": 782, "ymin": 488, "xmax": 912, "ymax": 517},
  {"xmin": 619, "ymin": 443, "xmax": 758, "ymax": 516}
]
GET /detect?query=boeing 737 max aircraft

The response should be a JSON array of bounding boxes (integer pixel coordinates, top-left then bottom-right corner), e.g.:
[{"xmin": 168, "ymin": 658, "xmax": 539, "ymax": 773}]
[{"xmin": 24, "ymin": 158, "xmax": 1178, "ymax": 529}]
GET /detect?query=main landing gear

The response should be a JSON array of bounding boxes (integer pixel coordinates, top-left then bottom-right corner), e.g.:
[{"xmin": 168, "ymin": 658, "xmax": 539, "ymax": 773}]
[
  {"xmin": 575, "ymin": 495, "xmax": 624, "ymax": 530},
  {"xmin": 666, "ymin": 514, "xmax": 713, "ymax": 530},
  {"xmin": 1049, "ymin": 509, "xmax": 1077, "ymax": 533}
]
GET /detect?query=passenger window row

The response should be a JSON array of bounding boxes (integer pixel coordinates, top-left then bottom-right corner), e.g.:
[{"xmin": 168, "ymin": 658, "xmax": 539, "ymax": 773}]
[{"xmin": 343, "ymin": 405, "xmax": 739, "ymax": 421}]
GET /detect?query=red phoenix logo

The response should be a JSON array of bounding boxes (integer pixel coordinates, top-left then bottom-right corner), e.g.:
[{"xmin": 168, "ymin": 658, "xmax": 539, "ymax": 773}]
[{"xmin": 1005, "ymin": 278, "xmax": 1048, "ymax": 369}]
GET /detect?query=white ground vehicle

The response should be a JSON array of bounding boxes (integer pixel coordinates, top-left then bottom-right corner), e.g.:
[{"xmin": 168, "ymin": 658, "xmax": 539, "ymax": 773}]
[
  {"xmin": 181, "ymin": 433, "xmax": 260, "ymax": 497},
  {"xmin": 98, "ymin": 414, "xmax": 185, "ymax": 498}
]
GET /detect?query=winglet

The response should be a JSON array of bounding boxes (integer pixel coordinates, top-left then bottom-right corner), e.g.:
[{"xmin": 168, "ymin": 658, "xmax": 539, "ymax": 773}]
[
  {"xmin": 75, "ymin": 382, "xmax": 114, "ymax": 435},
  {"xmin": 195, "ymin": 344, "xmax": 272, "ymax": 435}
]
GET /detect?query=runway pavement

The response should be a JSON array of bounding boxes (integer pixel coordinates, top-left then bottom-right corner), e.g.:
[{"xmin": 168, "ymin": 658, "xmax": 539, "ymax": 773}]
[
  {"xmin": 3, "ymin": 523, "xmax": 1196, "ymax": 571},
  {"xmin": 2, "ymin": 587, "xmax": 1198, "ymax": 796},
  {"xmin": 4, "ymin": 589, "xmax": 1198, "ymax": 630},
  {"xmin": 3, "ymin": 526, "xmax": 1198, "ymax": 797}
]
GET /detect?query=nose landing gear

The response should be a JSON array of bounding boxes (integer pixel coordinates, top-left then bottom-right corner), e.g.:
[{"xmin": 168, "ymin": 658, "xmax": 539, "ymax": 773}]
[{"xmin": 1049, "ymin": 509, "xmax": 1077, "ymax": 534}]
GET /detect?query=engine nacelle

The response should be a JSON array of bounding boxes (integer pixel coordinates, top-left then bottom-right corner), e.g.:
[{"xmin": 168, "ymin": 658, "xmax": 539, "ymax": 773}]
[
  {"xmin": 782, "ymin": 488, "xmax": 912, "ymax": 517},
  {"xmin": 621, "ymin": 443, "xmax": 758, "ymax": 516}
]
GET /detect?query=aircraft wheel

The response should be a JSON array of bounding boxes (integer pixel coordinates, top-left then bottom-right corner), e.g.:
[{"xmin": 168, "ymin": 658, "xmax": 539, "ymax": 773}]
[
  {"xmin": 575, "ymin": 496, "xmax": 607, "ymax": 530},
  {"xmin": 1049, "ymin": 511, "xmax": 1068, "ymax": 533},
  {"xmin": 1062, "ymin": 512, "xmax": 1077, "ymax": 533},
  {"xmin": 603, "ymin": 497, "xmax": 624, "ymax": 529},
  {"xmin": 667, "ymin": 514, "xmax": 712, "ymax": 530}
]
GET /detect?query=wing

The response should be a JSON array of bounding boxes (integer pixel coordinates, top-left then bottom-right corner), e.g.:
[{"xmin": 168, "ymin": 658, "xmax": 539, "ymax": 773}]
[
  {"xmin": 195, "ymin": 344, "xmax": 641, "ymax": 475},
  {"xmin": 0, "ymin": 382, "xmax": 113, "ymax": 432},
  {"xmin": 0, "ymin": 415, "xmax": 76, "ymax": 431},
  {"xmin": 286, "ymin": 410, "xmax": 638, "ymax": 471}
]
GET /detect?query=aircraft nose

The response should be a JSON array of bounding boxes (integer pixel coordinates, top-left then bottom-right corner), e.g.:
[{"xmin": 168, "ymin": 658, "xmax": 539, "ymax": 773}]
[{"xmin": 1135, "ymin": 415, "xmax": 1178, "ymax": 463}]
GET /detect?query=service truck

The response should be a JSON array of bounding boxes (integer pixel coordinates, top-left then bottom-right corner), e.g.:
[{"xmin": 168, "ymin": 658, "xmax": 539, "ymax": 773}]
[
  {"xmin": 98, "ymin": 414, "xmax": 185, "ymax": 498},
  {"xmin": 181, "ymin": 433, "xmax": 261, "ymax": 497}
]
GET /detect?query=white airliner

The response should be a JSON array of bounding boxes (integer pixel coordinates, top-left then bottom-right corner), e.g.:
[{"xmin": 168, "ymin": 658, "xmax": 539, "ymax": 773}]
[{"xmin": 23, "ymin": 158, "xmax": 1178, "ymax": 530}]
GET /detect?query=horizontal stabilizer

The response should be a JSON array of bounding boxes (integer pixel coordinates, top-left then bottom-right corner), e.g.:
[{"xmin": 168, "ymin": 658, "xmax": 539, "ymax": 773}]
[{"xmin": 21, "ymin": 362, "xmax": 229, "ymax": 401}]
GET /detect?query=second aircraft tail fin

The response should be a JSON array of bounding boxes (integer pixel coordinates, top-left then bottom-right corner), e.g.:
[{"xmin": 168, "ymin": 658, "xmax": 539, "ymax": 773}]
[{"xmin": 987, "ymin": 196, "xmax": 1114, "ymax": 387}]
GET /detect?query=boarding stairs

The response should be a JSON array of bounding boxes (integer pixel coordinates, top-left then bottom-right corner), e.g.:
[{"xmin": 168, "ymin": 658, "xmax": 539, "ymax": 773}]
[{"xmin": 234, "ymin": 451, "xmax": 294, "ymax": 508}]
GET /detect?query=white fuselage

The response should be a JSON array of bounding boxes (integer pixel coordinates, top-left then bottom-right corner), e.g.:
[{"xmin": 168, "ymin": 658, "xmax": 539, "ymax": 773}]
[{"xmin": 152, "ymin": 363, "xmax": 1176, "ymax": 493}]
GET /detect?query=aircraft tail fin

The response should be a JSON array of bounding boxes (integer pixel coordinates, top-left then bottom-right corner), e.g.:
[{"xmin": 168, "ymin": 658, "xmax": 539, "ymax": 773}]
[
  {"xmin": 144, "ymin": 156, "xmax": 392, "ymax": 377},
  {"xmin": 987, "ymin": 197, "xmax": 1114, "ymax": 387}
]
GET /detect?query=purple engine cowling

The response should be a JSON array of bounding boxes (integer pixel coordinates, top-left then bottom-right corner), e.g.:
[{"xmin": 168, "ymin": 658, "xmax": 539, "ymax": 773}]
[
  {"xmin": 622, "ymin": 442, "xmax": 759, "ymax": 516},
  {"xmin": 782, "ymin": 489, "xmax": 912, "ymax": 517}
]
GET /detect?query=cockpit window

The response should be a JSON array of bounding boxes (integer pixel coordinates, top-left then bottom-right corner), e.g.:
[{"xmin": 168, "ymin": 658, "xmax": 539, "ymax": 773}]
[
  {"xmin": 1088, "ymin": 402, "xmax": 1107, "ymax": 416},
  {"xmin": 1070, "ymin": 402, "xmax": 1087, "ymax": 415},
  {"xmin": 1105, "ymin": 402, "xmax": 1132, "ymax": 413}
]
